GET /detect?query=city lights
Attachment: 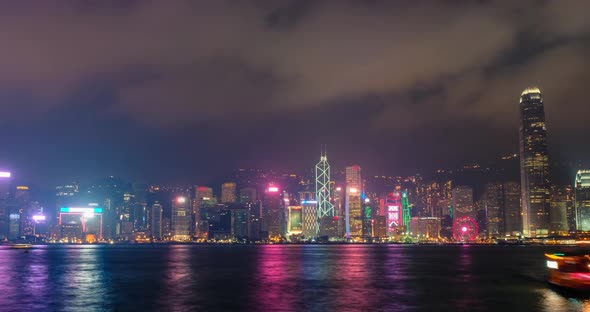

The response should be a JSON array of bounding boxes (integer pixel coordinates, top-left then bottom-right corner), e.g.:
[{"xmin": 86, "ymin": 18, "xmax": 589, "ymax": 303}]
[
  {"xmin": 32, "ymin": 215, "xmax": 46, "ymax": 222},
  {"xmin": 0, "ymin": 171, "xmax": 11, "ymax": 178},
  {"xmin": 60, "ymin": 207, "xmax": 103, "ymax": 213},
  {"xmin": 177, "ymin": 197, "xmax": 186, "ymax": 204},
  {"xmin": 268, "ymin": 187, "xmax": 279, "ymax": 192}
]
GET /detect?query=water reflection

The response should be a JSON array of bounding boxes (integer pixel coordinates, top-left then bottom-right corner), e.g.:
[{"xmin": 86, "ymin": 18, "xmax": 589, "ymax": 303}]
[
  {"xmin": 157, "ymin": 245, "xmax": 195, "ymax": 310},
  {"xmin": 59, "ymin": 246, "xmax": 111, "ymax": 311}
]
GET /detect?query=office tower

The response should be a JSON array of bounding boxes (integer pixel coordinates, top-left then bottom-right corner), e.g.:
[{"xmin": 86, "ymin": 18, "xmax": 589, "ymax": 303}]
[
  {"xmin": 300, "ymin": 191, "xmax": 318, "ymax": 238},
  {"xmin": 287, "ymin": 206, "xmax": 303, "ymax": 235},
  {"xmin": 485, "ymin": 183, "xmax": 504, "ymax": 237},
  {"xmin": 519, "ymin": 87, "xmax": 551, "ymax": 237},
  {"xmin": 0, "ymin": 171, "xmax": 11, "ymax": 239},
  {"xmin": 362, "ymin": 198, "xmax": 373, "ymax": 238},
  {"xmin": 263, "ymin": 185, "xmax": 283, "ymax": 239},
  {"xmin": 401, "ymin": 191, "xmax": 411, "ymax": 234},
  {"xmin": 316, "ymin": 147, "xmax": 335, "ymax": 236},
  {"xmin": 503, "ymin": 182, "xmax": 522, "ymax": 236},
  {"xmin": 230, "ymin": 204, "xmax": 250, "ymax": 239},
  {"xmin": 131, "ymin": 203, "xmax": 147, "ymax": 231},
  {"xmin": 333, "ymin": 186, "xmax": 345, "ymax": 236},
  {"xmin": 194, "ymin": 186, "xmax": 214, "ymax": 237},
  {"xmin": 575, "ymin": 170, "xmax": 590, "ymax": 231},
  {"xmin": 171, "ymin": 196, "xmax": 191, "ymax": 241},
  {"xmin": 346, "ymin": 186, "xmax": 362, "ymax": 238},
  {"xmin": 452, "ymin": 186, "xmax": 475, "ymax": 219},
  {"xmin": 345, "ymin": 165, "xmax": 362, "ymax": 238},
  {"xmin": 221, "ymin": 182, "xmax": 237, "ymax": 203},
  {"xmin": 564, "ymin": 185, "xmax": 576, "ymax": 231},
  {"xmin": 550, "ymin": 186, "xmax": 570, "ymax": 234},
  {"xmin": 151, "ymin": 203, "xmax": 163, "ymax": 240},
  {"xmin": 386, "ymin": 191, "xmax": 401, "ymax": 236},
  {"xmin": 239, "ymin": 187, "xmax": 257, "ymax": 203},
  {"xmin": 346, "ymin": 165, "xmax": 362, "ymax": 192}
]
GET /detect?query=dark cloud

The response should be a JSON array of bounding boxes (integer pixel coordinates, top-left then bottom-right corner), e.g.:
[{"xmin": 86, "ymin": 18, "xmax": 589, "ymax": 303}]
[{"xmin": 0, "ymin": 0, "xmax": 589, "ymax": 183}]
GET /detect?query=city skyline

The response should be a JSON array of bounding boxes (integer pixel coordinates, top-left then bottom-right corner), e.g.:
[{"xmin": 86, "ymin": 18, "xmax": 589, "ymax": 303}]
[{"xmin": 0, "ymin": 2, "xmax": 589, "ymax": 185}]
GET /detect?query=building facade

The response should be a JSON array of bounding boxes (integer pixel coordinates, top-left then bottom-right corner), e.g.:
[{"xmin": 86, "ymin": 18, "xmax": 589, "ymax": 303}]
[
  {"xmin": 576, "ymin": 170, "xmax": 590, "ymax": 231},
  {"xmin": 519, "ymin": 87, "xmax": 551, "ymax": 236}
]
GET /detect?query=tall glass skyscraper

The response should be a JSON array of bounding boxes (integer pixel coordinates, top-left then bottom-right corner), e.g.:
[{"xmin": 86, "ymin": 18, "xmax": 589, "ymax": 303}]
[
  {"xmin": 575, "ymin": 170, "xmax": 590, "ymax": 231},
  {"xmin": 519, "ymin": 87, "xmax": 550, "ymax": 237}
]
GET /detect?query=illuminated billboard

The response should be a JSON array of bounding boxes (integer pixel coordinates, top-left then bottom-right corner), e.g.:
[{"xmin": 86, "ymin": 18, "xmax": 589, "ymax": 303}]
[{"xmin": 60, "ymin": 207, "xmax": 103, "ymax": 213}]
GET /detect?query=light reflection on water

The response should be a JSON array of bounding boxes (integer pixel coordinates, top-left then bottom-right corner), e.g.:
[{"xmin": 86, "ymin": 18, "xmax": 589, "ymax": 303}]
[{"xmin": 1, "ymin": 245, "xmax": 590, "ymax": 311}]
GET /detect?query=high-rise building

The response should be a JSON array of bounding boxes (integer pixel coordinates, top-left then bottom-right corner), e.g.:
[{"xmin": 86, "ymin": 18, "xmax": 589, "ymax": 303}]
[
  {"xmin": 346, "ymin": 166, "xmax": 362, "ymax": 192},
  {"xmin": 550, "ymin": 186, "xmax": 570, "ymax": 234},
  {"xmin": 346, "ymin": 186, "xmax": 362, "ymax": 238},
  {"xmin": 519, "ymin": 87, "xmax": 551, "ymax": 237},
  {"xmin": 485, "ymin": 183, "xmax": 504, "ymax": 237},
  {"xmin": 345, "ymin": 165, "xmax": 363, "ymax": 239},
  {"xmin": 503, "ymin": 182, "xmax": 522, "ymax": 236},
  {"xmin": 316, "ymin": 147, "xmax": 335, "ymax": 236},
  {"xmin": 239, "ymin": 187, "xmax": 257, "ymax": 203},
  {"xmin": 171, "ymin": 196, "xmax": 191, "ymax": 241},
  {"xmin": 575, "ymin": 170, "xmax": 590, "ymax": 231},
  {"xmin": 221, "ymin": 182, "xmax": 237, "ymax": 204},
  {"xmin": 300, "ymin": 191, "xmax": 318, "ymax": 238},
  {"xmin": 151, "ymin": 203, "xmax": 163, "ymax": 240},
  {"xmin": 263, "ymin": 185, "xmax": 284, "ymax": 239},
  {"xmin": 452, "ymin": 186, "xmax": 475, "ymax": 220},
  {"xmin": 287, "ymin": 206, "xmax": 303, "ymax": 236},
  {"xmin": 194, "ymin": 186, "xmax": 214, "ymax": 238},
  {"xmin": 386, "ymin": 191, "xmax": 401, "ymax": 236}
]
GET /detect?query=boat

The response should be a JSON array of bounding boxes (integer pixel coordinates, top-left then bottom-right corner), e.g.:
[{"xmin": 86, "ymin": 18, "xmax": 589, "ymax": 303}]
[
  {"xmin": 9, "ymin": 244, "xmax": 32, "ymax": 249},
  {"xmin": 546, "ymin": 251, "xmax": 590, "ymax": 290}
]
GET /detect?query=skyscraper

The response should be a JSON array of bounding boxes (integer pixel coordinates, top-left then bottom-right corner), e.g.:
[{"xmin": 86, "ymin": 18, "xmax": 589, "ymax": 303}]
[
  {"xmin": 485, "ymin": 183, "xmax": 504, "ymax": 237},
  {"xmin": 452, "ymin": 186, "xmax": 475, "ymax": 220},
  {"xmin": 316, "ymin": 148, "xmax": 334, "ymax": 217},
  {"xmin": 171, "ymin": 196, "xmax": 191, "ymax": 241},
  {"xmin": 151, "ymin": 203, "xmax": 163, "ymax": 240},
  {"xmin": 575, "ymin": 170, "xmax": 590, "ymax": 231},
  {"xmin": 519, "ymin": 87, "xmax": 551, "ymax": 237},
  {"xmin": 503, "ymin": 182, "xmax": 522, "ymax": 236},
  {"xmin": 239, "ymin": 187, "xmax": 257, "ymax": 203},
  {"xmin": 221, "ymin": 182, "xmax": 237, "ymax": 203},
  {"xmin": 345, "ymin": 165, "xmax": 363, "ymax": 239},
  {"xmin": 263, "ymin": 185, "xmax": 283, "ymax": 239}
]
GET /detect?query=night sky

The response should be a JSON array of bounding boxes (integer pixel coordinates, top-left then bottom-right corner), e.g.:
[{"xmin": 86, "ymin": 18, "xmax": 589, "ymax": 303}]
[{"xmin": 0, "ymin": 1, "xmax": 589, "ymax": 185}]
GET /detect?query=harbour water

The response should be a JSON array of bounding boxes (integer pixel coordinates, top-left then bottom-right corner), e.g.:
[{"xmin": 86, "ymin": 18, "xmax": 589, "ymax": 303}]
[{"xmin": 0, "ymin": 244, "xmax": 588, "ymax": 311}]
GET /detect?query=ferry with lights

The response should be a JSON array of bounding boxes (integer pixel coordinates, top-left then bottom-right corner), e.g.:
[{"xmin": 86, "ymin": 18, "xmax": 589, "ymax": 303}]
[{"xmin": 546, "ymin": 248, "xmax": 590, "ymax": 290}]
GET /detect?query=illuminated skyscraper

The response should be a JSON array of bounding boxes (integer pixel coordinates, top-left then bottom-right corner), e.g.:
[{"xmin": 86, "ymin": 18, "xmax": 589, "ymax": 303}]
[
  {"xmin": 263, "ymin": 185, "xmax": 283, "ymax": 239},
  {"xmin": 346, "ymin": 166, "xmax": 362, "ymax": 192},
  {"xmin": 221, "ymin": 182, "xmax": 237, "ymax": 203},
  {"xmin": 452, "ymin": 186, "xmax": 475, "ymax": 220},
  {"xmin": 345, "ymin": 165, "xmax": 363, "ymax": 238},
  {"xmin": 194, "ymin": 186, "xmax": 215, "ymax": 238},
  {"xmin": 346, "ymin": 186, "xmax": 362, "ymax": 238},
  {"xmin": 485, "ymin": 183, "xmax": 504, "ymax": 237},
  {"xmin": 575, "ymin": 170, "xmax": 590, "ymax": 231},
  {"xmin": 550, "ymin": 186, "xmax": 570, "ymax": 234},
  {"xmin": 300, "ymin": 191, "xmax": 318, "ymax": 238},
  {"xmin": 316, "ymin": 147, "xmax": 334, "ymax": 230},
  {"xmin": 151, "ymin": 203, "xmax": 163, "ymax": 240},
  {"xmin": 171, "ymin": 196, "xmax": 191, "ymax": 241},
  {"xmin": 386, "ymin": 191, "xmax": 401, "ymax": 236},
  {"xmin": 519, "ymin": 87, "xmax": 551, "ymax": 236}
]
